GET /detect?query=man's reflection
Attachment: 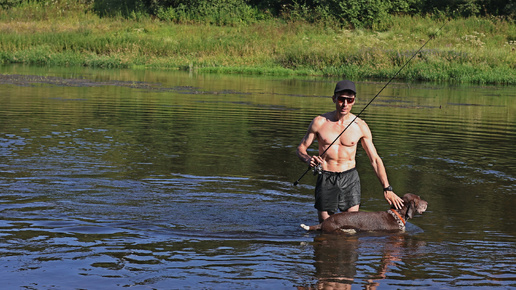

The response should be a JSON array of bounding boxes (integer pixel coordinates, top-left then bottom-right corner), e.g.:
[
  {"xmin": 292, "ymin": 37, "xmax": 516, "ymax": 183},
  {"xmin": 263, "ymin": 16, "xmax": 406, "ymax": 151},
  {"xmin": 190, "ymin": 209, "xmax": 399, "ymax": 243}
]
[
  {"xmin": 312, "ymin": 234, "xmax": 358, "ymax": 289},
  {"xmin": 298, "ymin": 232, "xmax": 424, "ymax": 289}
]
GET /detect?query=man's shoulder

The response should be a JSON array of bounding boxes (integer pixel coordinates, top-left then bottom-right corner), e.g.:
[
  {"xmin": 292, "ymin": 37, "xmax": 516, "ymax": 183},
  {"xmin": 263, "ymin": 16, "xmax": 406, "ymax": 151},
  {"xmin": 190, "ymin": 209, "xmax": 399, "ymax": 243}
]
[
  {"xmin": 354, "ymin": 117, "xmax": 372, "ymax": 135},
  {"xmin": 317, "ymin": 111, "xmax": 334, "ymax": 121},
  {"xmin": 312, "ymin": 112, "xmax": 333, "ymax": 126},
  {"xmin": 353, "ymin": 116, "xmax": 366, "ymax": 125},
  {"xmin": 354, "ymin": 116, "xmax": 368, "ymax": 126},
  {"xmin": 345, "ymin": 114, "xmax": 367, "ymax": 128}
]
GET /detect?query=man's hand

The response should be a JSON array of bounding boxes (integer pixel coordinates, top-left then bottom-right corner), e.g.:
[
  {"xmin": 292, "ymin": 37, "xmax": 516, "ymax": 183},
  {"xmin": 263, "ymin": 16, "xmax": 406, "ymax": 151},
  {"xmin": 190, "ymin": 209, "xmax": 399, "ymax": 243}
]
[
  {"xmin": 308, "ymin": 156, "xmax": 324, "ymax": 168},
  {"xmin": 384, "ymin": 191, "xmax": 404, "ymax": 209}
]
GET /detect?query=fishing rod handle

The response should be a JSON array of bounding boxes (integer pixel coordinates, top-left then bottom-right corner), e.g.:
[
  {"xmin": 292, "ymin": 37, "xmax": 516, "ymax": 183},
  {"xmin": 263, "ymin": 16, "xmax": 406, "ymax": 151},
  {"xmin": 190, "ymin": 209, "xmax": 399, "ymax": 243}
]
[{"xmin": 293, "ymin": 167, "xmax": 311, "ymax": 186}]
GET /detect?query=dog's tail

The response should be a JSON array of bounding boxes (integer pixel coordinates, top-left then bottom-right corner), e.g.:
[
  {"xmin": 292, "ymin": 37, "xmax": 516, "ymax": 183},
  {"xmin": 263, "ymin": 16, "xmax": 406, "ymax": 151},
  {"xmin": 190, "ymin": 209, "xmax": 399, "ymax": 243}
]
[{"xmin": 300, "ymin": 223, "xmax": 321, "ymax": 231}]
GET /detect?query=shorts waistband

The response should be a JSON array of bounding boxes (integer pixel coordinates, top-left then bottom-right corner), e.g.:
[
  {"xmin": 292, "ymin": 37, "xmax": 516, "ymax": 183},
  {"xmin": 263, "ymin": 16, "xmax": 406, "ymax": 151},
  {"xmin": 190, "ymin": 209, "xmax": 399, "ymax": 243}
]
[{"xmin": 321, "ymin": 167, "xmax": 356, "ymax": 175}]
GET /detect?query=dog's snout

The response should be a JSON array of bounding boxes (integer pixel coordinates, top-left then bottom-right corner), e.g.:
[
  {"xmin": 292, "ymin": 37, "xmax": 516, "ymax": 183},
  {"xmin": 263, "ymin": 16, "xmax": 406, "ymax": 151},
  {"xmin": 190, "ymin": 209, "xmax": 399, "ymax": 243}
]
[{"xmin": 417, "ymin": 200, "xmax": 428, "ymax": 213}]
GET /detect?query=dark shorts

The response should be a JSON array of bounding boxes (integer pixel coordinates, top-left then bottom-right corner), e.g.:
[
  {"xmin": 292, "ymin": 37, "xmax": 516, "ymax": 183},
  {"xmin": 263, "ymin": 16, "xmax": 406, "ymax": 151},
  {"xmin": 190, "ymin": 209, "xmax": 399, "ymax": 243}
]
[{"xmin": 314, "ymin": 168, "xmax": 361, "ymax": 212}]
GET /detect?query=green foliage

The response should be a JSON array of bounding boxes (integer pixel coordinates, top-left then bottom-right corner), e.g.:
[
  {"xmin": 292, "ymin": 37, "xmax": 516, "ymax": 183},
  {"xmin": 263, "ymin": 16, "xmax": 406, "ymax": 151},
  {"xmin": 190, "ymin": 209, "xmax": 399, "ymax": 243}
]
[
  {"xmin": 275, "ymin": 0, "xmax": 418, "ymax": 28},
  {"xmin": 1, "ymin": 0, "xmax": 514, "ymax": 26},
  {"xmin": 0, "ymin": 1, "xmax": 515, "ymax": 84},
  {"xmin": 93, "ymin": 0, "xmax": 148, "ymax": 18},
  {"xmin": 88, "ymin": 0, "xmax": 516, "ymax": 27},
  {"xmin": 280, "ymin": 2, "xmax": 340, "ymax": 28},
  {"xmin": 0, "ymin": 0, "xmax": 92, "ymax": 20},
  {"xmin": 336, "ymin": 0, "xmax": 394, "ymax": 28},
  {"xmin": 154, "ymin": 0, "xmax": 266, "ymax": 25},
  {"xmin": 416, "ymin": 0, "xmax": 516, "ymax": 18},
  {"xmin": 0, "ymin": 0, "xmax": 22, "ymax": 9}
]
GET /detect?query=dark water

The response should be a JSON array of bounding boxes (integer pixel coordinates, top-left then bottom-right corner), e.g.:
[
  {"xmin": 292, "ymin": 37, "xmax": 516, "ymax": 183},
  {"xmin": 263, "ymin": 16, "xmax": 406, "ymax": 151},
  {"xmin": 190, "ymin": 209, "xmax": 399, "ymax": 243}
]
[{"xmin": 1, "ymin": 65, "xmax": 515, "ymax": 289}]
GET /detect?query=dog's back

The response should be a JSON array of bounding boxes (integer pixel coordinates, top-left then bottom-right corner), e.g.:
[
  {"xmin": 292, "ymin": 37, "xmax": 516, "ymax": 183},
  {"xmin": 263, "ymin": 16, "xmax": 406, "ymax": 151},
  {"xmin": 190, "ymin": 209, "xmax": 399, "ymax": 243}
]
[{"xmin": 317, "ymin": 211, "xmax": 398, "ymax": 233}]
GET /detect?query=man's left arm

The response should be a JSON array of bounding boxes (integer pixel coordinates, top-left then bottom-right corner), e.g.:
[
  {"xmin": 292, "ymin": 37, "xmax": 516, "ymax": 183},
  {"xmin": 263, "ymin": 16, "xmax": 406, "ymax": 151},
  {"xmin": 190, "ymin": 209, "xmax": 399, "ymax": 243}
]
[{"xmin": 359, "ymin": 121, "xmax": 404, "ymax": 209}]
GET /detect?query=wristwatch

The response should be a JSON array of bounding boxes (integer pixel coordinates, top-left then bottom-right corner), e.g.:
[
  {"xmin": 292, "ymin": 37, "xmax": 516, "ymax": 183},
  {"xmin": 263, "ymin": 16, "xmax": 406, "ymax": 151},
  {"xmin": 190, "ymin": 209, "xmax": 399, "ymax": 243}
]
[{"xmin": 383, "ymin": 185, "xmax": 393, "ymax": 191}]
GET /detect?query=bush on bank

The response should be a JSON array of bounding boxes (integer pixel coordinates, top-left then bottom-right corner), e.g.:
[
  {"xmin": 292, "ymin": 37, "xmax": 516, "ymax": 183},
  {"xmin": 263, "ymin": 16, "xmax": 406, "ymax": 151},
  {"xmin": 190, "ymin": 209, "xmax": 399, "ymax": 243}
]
[
  {"xmin": 90, "ymin": 0, "xmax": 514, "ymax": 28},
  {"xmin": 1, "ymin": 0, "xmax": 514, "ymax": 27}
]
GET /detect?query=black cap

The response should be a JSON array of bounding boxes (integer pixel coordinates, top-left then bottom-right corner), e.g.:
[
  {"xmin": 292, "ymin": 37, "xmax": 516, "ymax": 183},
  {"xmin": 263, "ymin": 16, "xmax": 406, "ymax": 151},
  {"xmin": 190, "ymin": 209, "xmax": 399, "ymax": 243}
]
[{"xmin": 334, "ymin": 80, "xmax": 356, "ymax": 95}]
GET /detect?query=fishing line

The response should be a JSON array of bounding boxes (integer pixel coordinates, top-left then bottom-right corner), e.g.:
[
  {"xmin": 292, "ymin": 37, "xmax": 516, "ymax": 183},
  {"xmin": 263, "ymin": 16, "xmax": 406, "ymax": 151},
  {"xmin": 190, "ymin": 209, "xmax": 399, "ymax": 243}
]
[{"xmin": 293, "ymin": 21, "xmax": 447, "ymax": 186}]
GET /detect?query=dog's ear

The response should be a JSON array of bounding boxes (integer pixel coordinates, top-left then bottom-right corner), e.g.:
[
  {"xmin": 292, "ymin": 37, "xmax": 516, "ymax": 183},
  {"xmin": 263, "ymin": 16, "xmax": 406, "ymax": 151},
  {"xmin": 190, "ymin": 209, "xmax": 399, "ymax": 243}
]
[{"xmin": 406, "ymin": 200, "xmax": 416, "ymax": 220}]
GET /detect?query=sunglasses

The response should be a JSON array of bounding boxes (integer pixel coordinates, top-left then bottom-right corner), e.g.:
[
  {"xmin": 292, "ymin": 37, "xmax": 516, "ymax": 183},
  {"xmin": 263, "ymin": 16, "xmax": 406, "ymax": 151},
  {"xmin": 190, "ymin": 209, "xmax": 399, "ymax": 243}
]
[{"xmin": 336, "ymin": 96, "xmax": 355, "ymax": 104}]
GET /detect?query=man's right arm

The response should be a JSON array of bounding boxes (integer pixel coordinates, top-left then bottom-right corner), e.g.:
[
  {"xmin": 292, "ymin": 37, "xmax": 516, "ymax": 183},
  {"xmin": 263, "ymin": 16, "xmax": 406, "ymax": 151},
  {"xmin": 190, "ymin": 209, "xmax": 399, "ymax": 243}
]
[{"xmin": 297, "ymin": 117, "xmax": 323, "ymax": 167}]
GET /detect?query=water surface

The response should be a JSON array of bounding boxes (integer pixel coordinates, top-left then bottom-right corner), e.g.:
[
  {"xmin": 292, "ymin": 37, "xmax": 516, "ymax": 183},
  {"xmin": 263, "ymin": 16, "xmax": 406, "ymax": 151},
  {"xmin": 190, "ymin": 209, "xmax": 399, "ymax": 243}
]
[{"xmin": 1, "ymin": 65, "xmax": 515, "ymax": 289}]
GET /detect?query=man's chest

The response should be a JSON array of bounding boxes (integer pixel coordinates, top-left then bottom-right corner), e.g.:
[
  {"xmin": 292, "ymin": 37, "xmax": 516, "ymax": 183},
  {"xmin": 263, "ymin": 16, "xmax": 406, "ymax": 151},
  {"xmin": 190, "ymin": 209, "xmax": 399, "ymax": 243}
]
[{"xmin": 317, "ymin": 122, "xmax": 362, "ymax": 147}]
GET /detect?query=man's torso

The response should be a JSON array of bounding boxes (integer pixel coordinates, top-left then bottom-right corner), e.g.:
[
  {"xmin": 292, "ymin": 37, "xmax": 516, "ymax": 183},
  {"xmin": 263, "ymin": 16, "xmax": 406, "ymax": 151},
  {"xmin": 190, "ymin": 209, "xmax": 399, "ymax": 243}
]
[{"xmin": 316, "ymin": 112, "xmax": 364, "ymax": 172}]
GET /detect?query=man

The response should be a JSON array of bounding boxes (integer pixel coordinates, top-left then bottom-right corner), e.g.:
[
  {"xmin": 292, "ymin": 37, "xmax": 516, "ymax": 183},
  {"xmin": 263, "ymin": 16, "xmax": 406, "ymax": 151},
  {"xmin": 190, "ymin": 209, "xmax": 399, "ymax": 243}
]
[{"xmin": 296, "ymin": 80, "xmax": 403, "ymax": 222}]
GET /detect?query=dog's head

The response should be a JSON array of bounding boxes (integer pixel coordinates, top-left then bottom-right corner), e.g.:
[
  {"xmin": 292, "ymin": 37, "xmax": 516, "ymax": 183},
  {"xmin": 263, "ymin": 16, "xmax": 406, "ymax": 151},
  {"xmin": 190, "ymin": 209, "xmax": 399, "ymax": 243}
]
[{"xmin": 402, "ymin": 193, "xmax": 428, "ymax": 220}]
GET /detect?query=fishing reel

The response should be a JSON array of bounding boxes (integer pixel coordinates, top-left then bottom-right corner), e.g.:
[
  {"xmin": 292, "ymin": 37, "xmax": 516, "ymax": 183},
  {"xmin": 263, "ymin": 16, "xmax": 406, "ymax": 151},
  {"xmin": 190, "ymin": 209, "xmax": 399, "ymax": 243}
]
[
  {"xmin": 312, "ymin": 164, "xmax": 322, "ymax": 175},
  {"xmin": 294, "ymin": 163, "xmax": 322, "ymax": 186}
]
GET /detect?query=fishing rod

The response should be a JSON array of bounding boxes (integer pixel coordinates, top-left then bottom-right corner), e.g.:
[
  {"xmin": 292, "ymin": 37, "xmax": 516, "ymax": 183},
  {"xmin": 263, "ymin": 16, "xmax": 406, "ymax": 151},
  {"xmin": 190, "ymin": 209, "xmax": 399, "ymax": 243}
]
[{"xmin": 293, "ymin": 21, "xmax": 447, "ymax": 186}]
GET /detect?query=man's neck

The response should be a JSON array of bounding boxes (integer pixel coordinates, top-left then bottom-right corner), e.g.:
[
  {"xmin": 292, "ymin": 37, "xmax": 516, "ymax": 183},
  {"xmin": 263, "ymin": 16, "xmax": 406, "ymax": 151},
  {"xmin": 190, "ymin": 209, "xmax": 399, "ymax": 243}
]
[{"xmin": 333, "ymin": 111, "xmax": 353, "ymax": 123}]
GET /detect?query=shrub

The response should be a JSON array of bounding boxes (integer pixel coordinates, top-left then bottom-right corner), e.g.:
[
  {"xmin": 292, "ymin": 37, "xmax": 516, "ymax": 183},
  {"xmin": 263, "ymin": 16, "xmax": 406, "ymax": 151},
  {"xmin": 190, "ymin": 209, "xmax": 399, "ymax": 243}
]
[{"xmin": 0, "ymin": 0, "xmax": 22, "ymax": 9}]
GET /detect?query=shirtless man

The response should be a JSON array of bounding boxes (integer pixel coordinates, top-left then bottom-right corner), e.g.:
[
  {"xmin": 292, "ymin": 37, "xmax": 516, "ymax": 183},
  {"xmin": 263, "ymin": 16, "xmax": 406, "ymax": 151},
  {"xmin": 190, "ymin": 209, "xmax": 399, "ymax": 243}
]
[{"xmin": 297, "ymin": 80, "xmax": 403, "ymax": 222}]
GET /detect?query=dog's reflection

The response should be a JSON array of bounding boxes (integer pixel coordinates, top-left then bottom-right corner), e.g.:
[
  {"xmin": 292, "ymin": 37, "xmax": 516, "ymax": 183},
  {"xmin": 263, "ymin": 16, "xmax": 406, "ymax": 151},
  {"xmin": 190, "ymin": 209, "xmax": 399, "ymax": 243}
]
[{"xmin": 298, "ymin": 232, "xmax": 424, "ymax": 289}]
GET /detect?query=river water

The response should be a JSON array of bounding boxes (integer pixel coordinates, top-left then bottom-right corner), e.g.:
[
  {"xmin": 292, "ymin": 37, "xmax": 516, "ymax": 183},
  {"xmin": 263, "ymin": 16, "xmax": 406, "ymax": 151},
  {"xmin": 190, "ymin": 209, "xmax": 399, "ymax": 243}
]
[{"xmin": 1, "ymin": 65, "xmax": 515, "ymax": 289}]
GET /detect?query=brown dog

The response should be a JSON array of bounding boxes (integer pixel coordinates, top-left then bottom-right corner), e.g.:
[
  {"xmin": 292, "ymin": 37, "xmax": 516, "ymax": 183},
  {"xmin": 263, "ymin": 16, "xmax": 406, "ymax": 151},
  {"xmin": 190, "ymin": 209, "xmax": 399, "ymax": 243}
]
[{"xmin": 300, "ymin": 193, "xmax": 428, "ymax": 234}]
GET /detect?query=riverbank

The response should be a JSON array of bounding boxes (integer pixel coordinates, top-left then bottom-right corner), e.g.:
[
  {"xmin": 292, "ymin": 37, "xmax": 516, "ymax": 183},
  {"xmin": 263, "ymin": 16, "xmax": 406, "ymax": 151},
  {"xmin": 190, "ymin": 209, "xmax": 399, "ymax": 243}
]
[{"xmin": 0, "ymin": 3, "xmax": 515, "ymax": 84}]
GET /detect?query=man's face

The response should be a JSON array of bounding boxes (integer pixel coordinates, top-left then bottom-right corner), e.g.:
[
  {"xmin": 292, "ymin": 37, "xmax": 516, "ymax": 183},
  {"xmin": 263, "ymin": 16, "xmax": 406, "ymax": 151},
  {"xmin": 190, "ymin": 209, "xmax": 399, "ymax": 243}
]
[{"xmin": 333, "ymin": 90, "xmax": 356, "ymax": 113}]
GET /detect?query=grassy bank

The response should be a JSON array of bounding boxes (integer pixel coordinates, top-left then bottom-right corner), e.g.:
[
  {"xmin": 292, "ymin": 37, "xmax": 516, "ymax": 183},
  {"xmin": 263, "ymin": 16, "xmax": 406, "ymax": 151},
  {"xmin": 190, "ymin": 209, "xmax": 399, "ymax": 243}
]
[{"xmin": 0, "ymin": 2, "xmax": 515, "ymax": 84}]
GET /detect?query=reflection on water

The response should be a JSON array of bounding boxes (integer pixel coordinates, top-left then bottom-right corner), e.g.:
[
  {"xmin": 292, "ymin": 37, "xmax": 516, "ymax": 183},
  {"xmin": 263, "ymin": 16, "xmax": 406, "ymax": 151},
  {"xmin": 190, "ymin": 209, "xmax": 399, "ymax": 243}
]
[
  {"xmin": 0, "ymin": 65, "xmax": 515, "ymax": 288},
  {"xmin": 298, "ymin": 233, "xmax": 428, "ymax": 290}
]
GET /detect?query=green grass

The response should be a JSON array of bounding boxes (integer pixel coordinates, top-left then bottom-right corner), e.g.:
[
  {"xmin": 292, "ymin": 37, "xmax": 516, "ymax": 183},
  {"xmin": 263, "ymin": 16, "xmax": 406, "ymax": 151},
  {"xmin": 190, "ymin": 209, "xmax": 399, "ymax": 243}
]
[{"xmin": 0, "ymin": 1, "xmax": 515, "ymax": 84}]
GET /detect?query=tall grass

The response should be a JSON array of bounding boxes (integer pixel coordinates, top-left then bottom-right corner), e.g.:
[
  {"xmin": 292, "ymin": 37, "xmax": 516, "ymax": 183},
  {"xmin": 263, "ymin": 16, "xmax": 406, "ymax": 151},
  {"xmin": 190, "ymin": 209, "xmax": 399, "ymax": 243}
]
[{"xmin": 0, "ymin": 1, "xmax": 514, "ymax": 84}]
